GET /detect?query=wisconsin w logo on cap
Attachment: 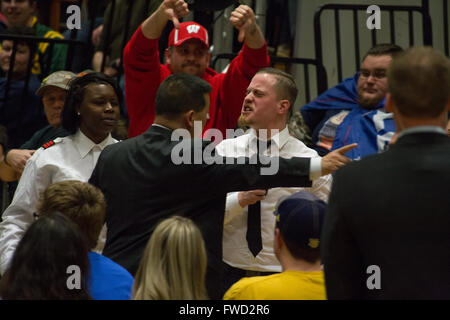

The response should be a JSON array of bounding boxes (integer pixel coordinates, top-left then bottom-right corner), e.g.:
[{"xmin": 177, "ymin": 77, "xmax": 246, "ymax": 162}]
[{"xmin": 186, "ymin": 24, "xmax": 200, "ymax": 34}]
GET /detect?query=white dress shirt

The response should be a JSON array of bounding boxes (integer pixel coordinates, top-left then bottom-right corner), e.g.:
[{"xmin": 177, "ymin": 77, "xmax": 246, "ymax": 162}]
[
  {"xmin": 215, "ymin": 126, "xmax": 332, "ymax": 272},
  {"xmin": 0, "ymin": 129, "xmax": 117, "ymax": 275}
]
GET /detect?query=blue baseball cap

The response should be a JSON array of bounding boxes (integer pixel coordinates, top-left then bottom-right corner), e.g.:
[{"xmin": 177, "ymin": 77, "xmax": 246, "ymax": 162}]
[{"xmin": 273, "ymin": 191, "xmax": 327, "ymax": 249}]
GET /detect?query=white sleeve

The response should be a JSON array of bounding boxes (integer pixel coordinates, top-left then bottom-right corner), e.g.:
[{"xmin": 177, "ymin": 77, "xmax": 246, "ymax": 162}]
[
  {"xmin": 0, "ymin": 153, "xmax": 52, "ymax": 275},
  {"xmin": 309, "ymin": 157, "xmax": 322, "ymax": 180},
  {"xmin": 224, "ymin": 192, "xmax": 246, "ymax": 225},
  {"xmin": 310, "ymin": 173, "xmax": 333, "ymax": 203}
]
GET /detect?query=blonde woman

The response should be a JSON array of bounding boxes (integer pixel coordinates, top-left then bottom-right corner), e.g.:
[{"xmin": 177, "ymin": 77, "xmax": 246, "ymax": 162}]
[{"xmin": 133, "ymin": 216, "xmax": 208, "ymax": 300}]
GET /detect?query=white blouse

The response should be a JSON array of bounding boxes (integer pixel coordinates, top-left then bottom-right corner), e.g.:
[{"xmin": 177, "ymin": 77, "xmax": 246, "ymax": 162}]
[{"xmin": 0, "ymin": 129, "xmax": 117, "ymax": 275}]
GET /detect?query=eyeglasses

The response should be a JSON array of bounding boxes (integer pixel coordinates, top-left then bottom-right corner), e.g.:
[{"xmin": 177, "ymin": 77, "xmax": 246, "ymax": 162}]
[{"xmin": 359, "ymin": 69, "xmax": 387, "ymax": 80}]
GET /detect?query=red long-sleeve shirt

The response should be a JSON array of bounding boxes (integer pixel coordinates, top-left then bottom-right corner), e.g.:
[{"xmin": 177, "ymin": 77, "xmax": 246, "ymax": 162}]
[{"xmin": 123, "ymin": 25, "xmax": 270, "ymax": 138}]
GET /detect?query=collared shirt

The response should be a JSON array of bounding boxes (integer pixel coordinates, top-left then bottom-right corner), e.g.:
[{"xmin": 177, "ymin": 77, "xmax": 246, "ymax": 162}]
[
  {"xmin": 215, "ymin": 126, "xmax": 332, "ymax": 272},
  {"xmin": 0, "ymin": 129, "xmax": 117, "ymax": 275},
  {"xmin": 397, "ymin": 125, "xmax": 447, "ymax": 139}
]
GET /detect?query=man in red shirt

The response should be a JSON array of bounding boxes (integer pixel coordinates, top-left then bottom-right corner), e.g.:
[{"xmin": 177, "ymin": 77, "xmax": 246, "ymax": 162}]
[{"xmin": 123, "ymin": 0, "xmax": 270, "ymax": 138}]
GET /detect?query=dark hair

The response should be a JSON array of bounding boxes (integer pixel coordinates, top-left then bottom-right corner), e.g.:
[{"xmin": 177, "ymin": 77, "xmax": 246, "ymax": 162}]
[
  {"xmin": 38, "ymin": 180, "xmax": 106, "ymax": 250},
  {"xmin": 362, "ymin": 43, "xmax": 404, "ymax": 61},
  {"xmin": 282, "ymin": 237, "xmax": 321, "ymax": 263},
  {"xmin": 388, "ymin": 46, "xmax": 450, "ymax": 118},
  {"xmin": 0, "ymin": 212, "xmax": 91, "ymax": 300},
  {"xmin": 1, "ymin": 26, "xmax": 37, "ymax": 61},
  {"xmin": 62, "ymin": 72, "xmax": 123, "ymax": 134},
  {"xmin": 256, "ymin": 67, "xmax": 298, "ymax": 120},
  {"xmin": 155, "ymin": 73, "xmax": 212, "ymax": 117}
]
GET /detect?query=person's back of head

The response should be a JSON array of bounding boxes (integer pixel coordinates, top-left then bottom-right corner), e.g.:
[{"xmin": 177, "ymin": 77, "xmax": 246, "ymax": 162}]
[
  {"xmin": 387, "ymin": 46, "xmax": 450, "ymax": 119},
  {"xmin": 273, "ymin": 191, "xmax": 327, "ymax": 266},
  {"xmin": 133, "ymin": 216, "xmax": 208, "ymax": 300},
  {"xmin": 155, "ymin": 73, "xmax": 212, "ymax": 118},
  {"xmin": 37, "ymin": 180, "xmax": 106, "ymax": 250},
  {"xmin": 0, "ymin": 211, "xmax": 91, "ymax": 300}
]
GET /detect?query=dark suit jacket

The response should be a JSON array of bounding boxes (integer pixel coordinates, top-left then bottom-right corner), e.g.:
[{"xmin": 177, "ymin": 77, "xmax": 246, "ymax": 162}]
[
  {"xmin": 89, "ymin": 125, "xmax": 312, "ymax": 299},
  {"xmin": 322, "ymin": 131, "xmax": 450, "ymax": 299}
]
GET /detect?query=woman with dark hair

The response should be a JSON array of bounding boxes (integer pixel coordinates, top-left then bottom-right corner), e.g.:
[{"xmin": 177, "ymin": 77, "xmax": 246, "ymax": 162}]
[
  {"xmin": 0, "ymin": 211, "xmax": 91, "ymax": 300},
  {"xmin": 0, "ymin": 72, "xmax": 121, "ymax": 275}
]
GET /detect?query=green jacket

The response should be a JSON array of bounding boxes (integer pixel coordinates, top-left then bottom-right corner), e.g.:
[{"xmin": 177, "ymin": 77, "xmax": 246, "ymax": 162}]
[{"xmin": 31, "ymin": 16, "xmax": 68, "ymax": 78}]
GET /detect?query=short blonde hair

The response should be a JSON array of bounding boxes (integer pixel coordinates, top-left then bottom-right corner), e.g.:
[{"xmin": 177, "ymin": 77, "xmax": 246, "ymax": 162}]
[
  {"xmin": 133, "ymin": 216, "xmax": 208, "ymax": 300},
  {"xmin": 37, "ymin": 180, "xmax": 106, "ymax": 249}
]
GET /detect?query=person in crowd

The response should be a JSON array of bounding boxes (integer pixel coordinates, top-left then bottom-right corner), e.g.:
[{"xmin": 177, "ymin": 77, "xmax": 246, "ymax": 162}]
[
  {"xmin": 0, "ymin": 0, "xmax": 68, "ymax": 77},
  {"xmin": 38, "ymin": 180, "xmax": 134, "ymax": 300},
  {"xmin": 224, "ymin": 191, "xmax": 326, "ymax": 300},
  {"xmin": 322, "ymin": 47, "xmax": 450, "ymax": 299},
  {"xmin": 63, "ymin": 0, "xmax": 109, "ymax": 73},
  {"xmin": 301, "ymin": 44, "xmax": 403, "ymax": 159},
  {"xmin": 123, "ymin": 0, "xmax": 270, "ymax": 138},
  {"xmin": 0, "ymin": 72, "xmax": 121, "ymax": 275},
  {"xmin": 215, "ymin": 68, "xmax": 331, "ymax": 294},
  {"xmin": 92, "ymin": 0, "xmax": 161, "ymax": 78},
  {"xmin": 0, "ymin": 26, "xmax": 47, "ymax": 149},
  {"xmin": 0, "ymin": 211, "xmax": 91, "ymax": 300},
  {"xmin": 92, "ymin": 0, "xmax": 162, "ymax": 117},
  {"xmin": 0, "ymin": 70, "xmax": 75, "ymax": 182},
  {"xmin": 133, "ymin": 216, "xmax": 208, "ymax": 300},
  {"xmin": 89, "ymin": 73, "xmax": 356, "ymax": 299}
]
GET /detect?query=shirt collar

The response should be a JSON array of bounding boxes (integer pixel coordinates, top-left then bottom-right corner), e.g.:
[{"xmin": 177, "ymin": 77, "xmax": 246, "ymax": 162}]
[
  {"xmin": 397, "ymin": 125, "xmax": 447, "ymax": 139},
  {"xmin": 151, "ymin": 123, "xmax": 171, "ymax": 131},
  {"xmin": 73, "ymin": 129, "xmax": 115, "ymax": 158},
  {"xmin": 248, "ymin": 126, "xmax": 290, "ymax": 150}
]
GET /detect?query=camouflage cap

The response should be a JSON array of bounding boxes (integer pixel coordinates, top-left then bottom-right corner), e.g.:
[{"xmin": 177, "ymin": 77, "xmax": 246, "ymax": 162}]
[{"xmin": 36, "ymin": 70, "xmax": 77, "ymax": 96}]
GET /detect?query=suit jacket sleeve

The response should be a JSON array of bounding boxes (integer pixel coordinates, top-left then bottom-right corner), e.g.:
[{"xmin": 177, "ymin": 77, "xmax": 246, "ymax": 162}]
[
  {"xmin": 321, "ymin": 167, "xmax": 367, "ymax": 299},
  {"xmin": 199, "ymin": 150, "xmax": 313, "ymax": 194}
]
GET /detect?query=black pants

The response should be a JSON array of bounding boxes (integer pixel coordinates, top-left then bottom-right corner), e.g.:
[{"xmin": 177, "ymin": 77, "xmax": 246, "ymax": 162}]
[{"xmin": 220, "ymin": 262, "xmax": 278, "ymax": 297}]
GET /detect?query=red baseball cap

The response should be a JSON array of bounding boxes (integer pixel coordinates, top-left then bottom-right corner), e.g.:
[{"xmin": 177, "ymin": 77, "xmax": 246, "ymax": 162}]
[{"xmin": 168, "ymin": 22, "xmax": 209, "ymax": 48}]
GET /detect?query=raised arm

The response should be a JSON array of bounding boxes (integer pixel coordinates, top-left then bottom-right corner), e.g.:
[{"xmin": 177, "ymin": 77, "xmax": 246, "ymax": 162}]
[
  {"xmin": 230, "ymin": 4, "xmax": 265, "ymax": 49},
  {"xmin": 141, "ymin": 0, "xmax": 189, "ymax": 40}
]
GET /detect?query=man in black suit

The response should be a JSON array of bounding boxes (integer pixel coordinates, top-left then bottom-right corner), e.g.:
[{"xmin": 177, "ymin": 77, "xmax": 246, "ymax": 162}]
[
  {"xmin": 322, "ymin": 47, "xmax": 450, "ymax": 299},
  {"xmin": 89, "ymin": 73, "xmax": 355, "ymax": 299}
]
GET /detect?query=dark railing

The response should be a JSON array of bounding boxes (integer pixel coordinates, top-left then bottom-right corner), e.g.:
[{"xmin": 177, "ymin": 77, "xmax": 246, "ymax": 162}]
[
  {"xmin": 211, "ymin": 53, "xmax": 328, "ymax": 104},
  {"xmin": 0, "ymin": 35, "xmax": 82, "ymax": 145},
  {"xmin": 314, "ymin": 2, "xmax": 433, "ymax": 85}
]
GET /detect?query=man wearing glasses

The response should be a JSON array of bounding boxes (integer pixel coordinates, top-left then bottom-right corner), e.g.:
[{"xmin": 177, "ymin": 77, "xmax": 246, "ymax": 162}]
[{"xmin": 301, "ymin": 44, "xmax": 403, "ymax": 160}]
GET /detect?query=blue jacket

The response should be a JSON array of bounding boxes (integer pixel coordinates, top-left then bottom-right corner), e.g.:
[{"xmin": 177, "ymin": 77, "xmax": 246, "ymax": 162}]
[
  {"xmin": 88, "ymin": 252, "xmax": 134, "ymax": 300},
  {"xmin": 300, "ymin": 73, "xmax": 395, "ymax": 159},
  {"xmin": 0, "ymin": 76, "xmax": 47, "ymax": 149}
]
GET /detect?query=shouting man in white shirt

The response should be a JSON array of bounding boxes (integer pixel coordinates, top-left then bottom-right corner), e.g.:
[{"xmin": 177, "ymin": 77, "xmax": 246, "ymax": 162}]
[{"xmin": 215, "ymin": 68, "xmax": 332, "ymax": 295}]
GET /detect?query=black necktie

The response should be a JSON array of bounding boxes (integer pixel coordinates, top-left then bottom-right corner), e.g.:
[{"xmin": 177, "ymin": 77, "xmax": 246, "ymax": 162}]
[{"xmin": 246, "ymin": 139, "xmax": 271, "ymax": 257}]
